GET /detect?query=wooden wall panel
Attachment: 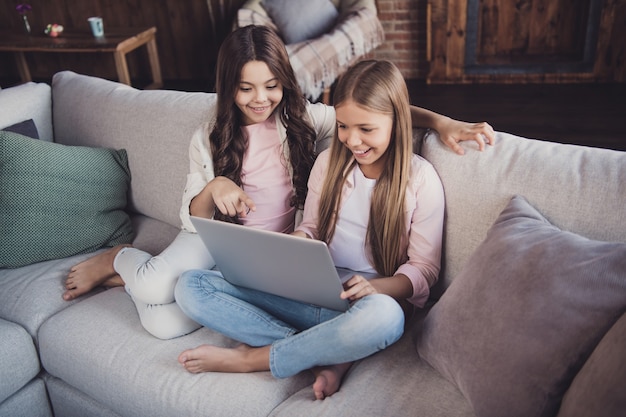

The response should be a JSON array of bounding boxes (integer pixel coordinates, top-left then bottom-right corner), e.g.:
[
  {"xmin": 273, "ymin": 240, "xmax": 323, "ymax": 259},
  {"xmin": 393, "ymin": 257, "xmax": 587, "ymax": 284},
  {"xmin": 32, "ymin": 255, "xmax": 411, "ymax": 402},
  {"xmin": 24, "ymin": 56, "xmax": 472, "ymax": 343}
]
[
  {"xmin": 595, "ymin": 0, "xmax": 626, "ymax": 81},
  {"xmin": 446, "ymin": 0, "xmax": 467, "ymax": 79},
  {"xmin": 428, "ymin": 0, "xmax": 626, "ymax": 83},
  {"xmin": 428, "ymin": 0, "xmax": 448, "ymax": 80},
  {"xmin": 476, "ymin": 0, "xmax": 590, "ymax": 64}
]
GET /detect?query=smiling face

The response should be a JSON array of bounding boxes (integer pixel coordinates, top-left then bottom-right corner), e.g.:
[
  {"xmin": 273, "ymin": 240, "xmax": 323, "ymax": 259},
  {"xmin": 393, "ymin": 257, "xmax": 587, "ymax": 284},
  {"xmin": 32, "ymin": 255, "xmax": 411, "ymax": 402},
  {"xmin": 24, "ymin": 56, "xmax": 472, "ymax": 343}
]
[
  {"xmin": 335, "ymin": 99, "xmax": 394, "ymax": 179},
  {"xmin": 235, "ymin": 60, "xmax": 284, "ymax": 126}
]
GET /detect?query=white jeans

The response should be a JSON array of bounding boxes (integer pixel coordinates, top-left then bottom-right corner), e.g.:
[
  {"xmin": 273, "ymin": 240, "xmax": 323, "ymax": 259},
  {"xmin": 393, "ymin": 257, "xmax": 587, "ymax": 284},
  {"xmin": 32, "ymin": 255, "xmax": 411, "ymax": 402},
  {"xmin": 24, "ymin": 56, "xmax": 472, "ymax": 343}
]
[{"xmin": 113, "ymin": 230, "xmax": 215, "ymax": 339}]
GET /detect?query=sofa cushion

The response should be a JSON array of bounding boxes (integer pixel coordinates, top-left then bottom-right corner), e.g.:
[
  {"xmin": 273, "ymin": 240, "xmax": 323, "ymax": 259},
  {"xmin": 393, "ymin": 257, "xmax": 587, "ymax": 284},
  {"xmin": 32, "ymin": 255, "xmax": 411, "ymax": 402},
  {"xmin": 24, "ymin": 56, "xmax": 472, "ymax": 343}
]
[
  {"xmin": 269, "ymin": 309, "xmax": 474, "ymax": 417},
  {"xmin": 45, "ymin": 376, "xmax": 121, "ymax": 417},
  {"xmin": 420, "ymin": 131, "xmax": 626, "ymax": 298},
  {"xmin": 0, "ymin": 318, "xmax": 40, "ymax": 404},
  {"xmin": 1, "ymin": 118, "xmax": 39, "ymax": 139},
  {"xmin": 38, "ymin": 287, "xmax": 315, "ymax": 417},
  {"xmin": 0, "ymin": 379, "xmax": 52, "ymax": 417},
  {"xmin": 0, "ymin": 251, "xmax": 107, "ymax": 340},
  {"xmin": 0, "ymin": 131, "xmax": 133, "ymax": 268},
  {"xmin": 51, "ymin": 71, "xmax": 217, "ymax": 229},
  {"xmin": 417, "ymin": 195, "xmax": 626, "ymax": 417},
  {"xmin": 557, "ymin": 312, "xmax": 626, "ymax": 417},
  {"xmin": 0, "ymin": 81, "xmax": 53, "ymax": 142},
  {"xmin": 261, "ymin": 0, "xmax": 339, "ymax": 44}
]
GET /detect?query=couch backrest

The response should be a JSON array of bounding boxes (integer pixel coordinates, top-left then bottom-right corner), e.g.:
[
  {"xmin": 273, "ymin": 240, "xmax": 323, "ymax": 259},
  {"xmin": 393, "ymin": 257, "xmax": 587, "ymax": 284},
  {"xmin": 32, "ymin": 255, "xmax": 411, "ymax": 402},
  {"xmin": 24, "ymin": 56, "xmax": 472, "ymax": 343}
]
[
  {"xmin": 0, "ymin": 81, "xmax": 53, "ymax": 142},
  {"xmin": 51, "ymin": 71, "xmax": 217, "ymax": 228},
  {"xmin": 421, "ymin": 131, "xmax": 626, "ymax": 298}
]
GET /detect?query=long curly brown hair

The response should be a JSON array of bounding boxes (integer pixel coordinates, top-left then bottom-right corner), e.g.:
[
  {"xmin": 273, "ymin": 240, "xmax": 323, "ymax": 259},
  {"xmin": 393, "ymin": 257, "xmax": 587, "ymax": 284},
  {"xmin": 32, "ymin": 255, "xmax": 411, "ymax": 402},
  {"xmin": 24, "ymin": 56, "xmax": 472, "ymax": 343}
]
[{"xmin": 209, "ymin": 25, "xmax": 316, "ymax": 223}]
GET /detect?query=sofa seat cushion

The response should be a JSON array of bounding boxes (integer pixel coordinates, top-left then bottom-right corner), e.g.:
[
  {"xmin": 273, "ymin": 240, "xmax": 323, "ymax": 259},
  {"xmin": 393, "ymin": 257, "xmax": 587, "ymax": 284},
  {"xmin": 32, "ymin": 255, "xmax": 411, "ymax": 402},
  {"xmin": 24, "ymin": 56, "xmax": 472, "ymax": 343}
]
[
  {"xmin": 0, "ymin": 131, "xmax": 133, "ymax": 268},
  {"xmin": 420, "ymin": 131, "xmax": 626, "ymax": 298},
  {"xmin": 0, "ymin": 251, "xmax": 108, "ymax": 339},
  {"xmin": 417, "ymin": 195, "xmax": 626, "ymax": 417},
  {"xmin": 269, "ymin": 309, "xmax": 474, "ymax": 417},
  {"xmin": 0, "ymin": 378, "xmax": 52, "ymax": 417},
  {"xmin": 38, "ymin": 287, "xmax": 315, "ymax": 417},
  {"xmin": 44, "ymin": 375, "xmax": 122, "ymax": 417},
  {"xmin": 0, "ymin": 318, "xmax": 40, "ymax": 403}
]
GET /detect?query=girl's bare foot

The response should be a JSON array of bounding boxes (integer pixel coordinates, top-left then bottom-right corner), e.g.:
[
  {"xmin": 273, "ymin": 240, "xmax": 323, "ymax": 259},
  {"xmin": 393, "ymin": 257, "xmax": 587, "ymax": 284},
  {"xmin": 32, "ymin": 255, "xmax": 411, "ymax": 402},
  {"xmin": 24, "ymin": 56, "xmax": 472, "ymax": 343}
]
[
  {"xmin": 178, "ymin": 344, "xmax": 271, "ymax": 374},
  {"xmin": 63, "ymin": 244, "xmax": 130, "ymax": 301},
  {"xmin": 312, "ymin": 362, "xmax": 353, "ymax": 400}
]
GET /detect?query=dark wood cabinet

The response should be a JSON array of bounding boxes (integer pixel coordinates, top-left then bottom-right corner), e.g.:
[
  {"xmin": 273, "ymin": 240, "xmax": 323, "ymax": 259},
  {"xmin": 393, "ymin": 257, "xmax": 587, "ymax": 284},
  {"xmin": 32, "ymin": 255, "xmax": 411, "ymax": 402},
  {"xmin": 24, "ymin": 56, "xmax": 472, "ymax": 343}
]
[{"xmin": 427, "ymin": 0, "xmax": 626, "ymax": 83}]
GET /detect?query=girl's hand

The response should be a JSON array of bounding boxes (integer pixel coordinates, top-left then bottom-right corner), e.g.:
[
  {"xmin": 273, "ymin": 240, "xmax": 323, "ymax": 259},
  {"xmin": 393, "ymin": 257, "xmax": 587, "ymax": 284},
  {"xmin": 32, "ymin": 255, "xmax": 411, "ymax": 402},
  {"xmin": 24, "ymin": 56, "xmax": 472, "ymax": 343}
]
[
  {"xmin": 291, "ymin": 230, "xmax": 309, "ymax": 239},
  {"xmin": 340, "ymin": 275, "xmax": 379, "ymax": 302},
  {"xmin": 209, "ymin": 176, "xmax": 256, "ymax": 218},
  {"xmin": 436, "ymin": 118, "xmax": 495, "ymax": 155}
]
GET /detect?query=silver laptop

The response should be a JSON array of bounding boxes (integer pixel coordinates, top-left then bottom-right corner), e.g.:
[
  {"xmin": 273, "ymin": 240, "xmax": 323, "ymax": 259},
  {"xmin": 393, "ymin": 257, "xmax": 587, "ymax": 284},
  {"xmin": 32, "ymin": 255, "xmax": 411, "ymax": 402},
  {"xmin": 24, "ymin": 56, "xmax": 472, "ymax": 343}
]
[{"xmin": 190, "ymin": 216, "xmax": 373, "ymax": 311}]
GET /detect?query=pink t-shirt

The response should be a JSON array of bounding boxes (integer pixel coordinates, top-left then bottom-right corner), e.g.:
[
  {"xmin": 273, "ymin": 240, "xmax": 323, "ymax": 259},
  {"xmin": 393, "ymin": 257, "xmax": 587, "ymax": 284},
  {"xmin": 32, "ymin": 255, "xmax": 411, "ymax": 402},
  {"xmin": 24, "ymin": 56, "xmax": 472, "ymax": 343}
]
[{"xmin": 240, "ymin": 118, "xmax": 295, "ymax": 233}]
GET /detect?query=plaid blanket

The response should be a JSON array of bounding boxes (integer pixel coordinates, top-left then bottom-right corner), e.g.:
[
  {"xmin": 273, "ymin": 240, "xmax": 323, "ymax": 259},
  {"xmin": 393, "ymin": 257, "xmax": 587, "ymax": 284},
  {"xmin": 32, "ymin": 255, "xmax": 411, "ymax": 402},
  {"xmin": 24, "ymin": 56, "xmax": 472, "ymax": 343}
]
[{"xmin": 238, "ymin": 7, "xmax": 385, "ymax": 101}]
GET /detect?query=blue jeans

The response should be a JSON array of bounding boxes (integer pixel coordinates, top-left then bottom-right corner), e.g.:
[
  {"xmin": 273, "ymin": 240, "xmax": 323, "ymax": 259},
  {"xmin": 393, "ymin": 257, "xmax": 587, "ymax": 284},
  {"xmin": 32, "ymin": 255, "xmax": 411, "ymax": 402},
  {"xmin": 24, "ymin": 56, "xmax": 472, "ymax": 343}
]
[{"xmin": 175, "ymin": 269, "xmax": 405, "ymax": 378}]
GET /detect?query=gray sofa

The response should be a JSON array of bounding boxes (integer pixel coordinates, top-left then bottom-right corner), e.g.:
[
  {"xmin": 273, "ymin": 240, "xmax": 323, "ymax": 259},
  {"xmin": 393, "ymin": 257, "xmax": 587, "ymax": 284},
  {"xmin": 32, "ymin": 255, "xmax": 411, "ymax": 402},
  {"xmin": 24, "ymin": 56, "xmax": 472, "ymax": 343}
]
[{"xmin": 0, "ymin": 71, "xmax": 624, "ymax": 417}]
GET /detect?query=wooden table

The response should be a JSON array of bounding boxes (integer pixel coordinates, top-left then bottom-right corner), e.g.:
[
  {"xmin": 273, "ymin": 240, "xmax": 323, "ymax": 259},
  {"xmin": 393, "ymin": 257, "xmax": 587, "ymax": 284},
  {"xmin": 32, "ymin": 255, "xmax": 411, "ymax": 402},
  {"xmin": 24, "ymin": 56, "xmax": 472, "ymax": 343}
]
[{"xmin": 0, "ymin": 26, "xmax": 162, "ymax": 89}]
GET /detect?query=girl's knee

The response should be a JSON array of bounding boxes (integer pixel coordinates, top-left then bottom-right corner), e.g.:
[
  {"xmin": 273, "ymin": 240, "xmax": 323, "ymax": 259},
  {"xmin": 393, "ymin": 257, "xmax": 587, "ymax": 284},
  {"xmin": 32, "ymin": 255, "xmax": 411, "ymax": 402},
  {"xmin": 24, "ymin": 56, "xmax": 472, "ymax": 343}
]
[
  {"xmin": 175, "ymin": 269, "xmax": 202, "ymax": 304},
  {"xmin": 360, "ymin": 294, "xmax": 405, "ymax": 344},
  {"xmin": 175, "ymin": 269, "xmax": 223, "ymax": 304},
  {"xmin": 138, "ymin": 303, "xmax": 201, "ymax": 340}
]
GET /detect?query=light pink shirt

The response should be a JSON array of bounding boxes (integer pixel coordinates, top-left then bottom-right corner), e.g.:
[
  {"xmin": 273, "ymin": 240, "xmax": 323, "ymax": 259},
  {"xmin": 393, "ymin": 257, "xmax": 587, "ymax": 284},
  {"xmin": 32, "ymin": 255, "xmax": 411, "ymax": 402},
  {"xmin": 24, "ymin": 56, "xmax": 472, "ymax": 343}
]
[
  {"xmin": 296, "ymin": 149, "xmax": 445, "ymax": 307},
  {"xmin": 240, "ymin": 118, "xmax": 295, "ymax": 233},
  {"xmin": 179, "ymin": 101, "xmax": 336, "ymax": 233}
]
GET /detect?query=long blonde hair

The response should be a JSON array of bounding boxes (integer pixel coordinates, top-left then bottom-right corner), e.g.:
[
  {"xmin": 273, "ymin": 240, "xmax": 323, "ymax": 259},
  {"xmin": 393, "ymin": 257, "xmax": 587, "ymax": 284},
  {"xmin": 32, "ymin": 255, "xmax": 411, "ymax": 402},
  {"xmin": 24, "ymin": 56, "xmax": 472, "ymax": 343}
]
[{"xmin": 317, "ymin": 60, "xmax": 413, "ymax": 276}]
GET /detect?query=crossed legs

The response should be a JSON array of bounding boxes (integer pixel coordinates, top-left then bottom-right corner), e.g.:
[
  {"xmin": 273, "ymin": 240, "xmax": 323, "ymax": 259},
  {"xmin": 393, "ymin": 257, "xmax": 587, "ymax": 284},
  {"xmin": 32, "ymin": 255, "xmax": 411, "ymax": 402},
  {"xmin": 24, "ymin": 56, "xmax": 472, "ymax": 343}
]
[{"xmin": 174, "ymin": 269, "xmax": 405, "ymax": 399}]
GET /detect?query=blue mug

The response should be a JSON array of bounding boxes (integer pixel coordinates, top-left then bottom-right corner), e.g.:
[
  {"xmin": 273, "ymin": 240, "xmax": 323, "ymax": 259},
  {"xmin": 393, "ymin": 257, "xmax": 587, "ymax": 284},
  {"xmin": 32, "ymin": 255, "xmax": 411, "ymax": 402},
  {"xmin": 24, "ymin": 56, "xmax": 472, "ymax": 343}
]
[{"xmin": 88, "ymin": 17, "xmax": 104, "ymax": 38}]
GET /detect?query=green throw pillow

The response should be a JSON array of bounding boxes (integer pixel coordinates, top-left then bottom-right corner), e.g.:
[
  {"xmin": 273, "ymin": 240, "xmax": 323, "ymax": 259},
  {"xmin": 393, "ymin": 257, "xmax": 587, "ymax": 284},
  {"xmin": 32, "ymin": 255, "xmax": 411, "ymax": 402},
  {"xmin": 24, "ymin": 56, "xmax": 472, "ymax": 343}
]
[{"xmin": 0, "ymin": 131, "xmax": 134, "ymax": 268}]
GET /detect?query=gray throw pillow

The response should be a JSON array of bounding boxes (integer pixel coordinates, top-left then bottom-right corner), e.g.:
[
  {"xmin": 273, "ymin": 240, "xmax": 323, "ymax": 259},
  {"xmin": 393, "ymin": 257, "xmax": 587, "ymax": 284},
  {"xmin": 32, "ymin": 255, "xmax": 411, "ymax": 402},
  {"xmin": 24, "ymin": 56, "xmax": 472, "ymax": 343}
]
[
  {"xmin": 417, "ymin": 195, "xmax": 626, "ymax": 417},
  {"xmin": 261, "ymin": 0, "xmax": 339, "ymax": 44}
]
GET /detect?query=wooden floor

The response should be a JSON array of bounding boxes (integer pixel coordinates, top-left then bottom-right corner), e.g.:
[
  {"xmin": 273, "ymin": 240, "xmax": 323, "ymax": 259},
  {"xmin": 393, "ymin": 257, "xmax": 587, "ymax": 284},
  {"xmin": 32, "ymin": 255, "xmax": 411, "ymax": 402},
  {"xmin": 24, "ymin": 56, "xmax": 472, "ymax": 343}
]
[{"xmin": 405, "ymin": 81, "xmax": 626, "ymax": 152}]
